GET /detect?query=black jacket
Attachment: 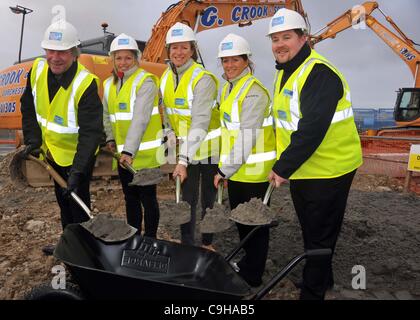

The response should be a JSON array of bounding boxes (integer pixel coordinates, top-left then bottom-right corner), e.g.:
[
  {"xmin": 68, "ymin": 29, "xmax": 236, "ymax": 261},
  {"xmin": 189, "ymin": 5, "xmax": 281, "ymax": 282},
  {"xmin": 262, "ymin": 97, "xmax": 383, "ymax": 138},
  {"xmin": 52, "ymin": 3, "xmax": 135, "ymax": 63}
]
[
  {"xmin": 272, "ymin": 43, "xmax": 344, "ymax": 179},
  {"xmin": 20, "ymin": 60, "xmax": 103, "ymax": 175}
]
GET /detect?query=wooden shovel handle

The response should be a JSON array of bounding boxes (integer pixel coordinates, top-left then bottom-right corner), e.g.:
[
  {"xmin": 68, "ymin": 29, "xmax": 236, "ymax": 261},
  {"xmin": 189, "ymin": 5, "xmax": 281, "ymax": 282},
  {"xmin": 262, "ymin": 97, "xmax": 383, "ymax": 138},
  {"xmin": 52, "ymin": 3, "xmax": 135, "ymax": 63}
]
[{"xmin": 27, "ymin": 155, "xmax": 93, "ymax": 219}]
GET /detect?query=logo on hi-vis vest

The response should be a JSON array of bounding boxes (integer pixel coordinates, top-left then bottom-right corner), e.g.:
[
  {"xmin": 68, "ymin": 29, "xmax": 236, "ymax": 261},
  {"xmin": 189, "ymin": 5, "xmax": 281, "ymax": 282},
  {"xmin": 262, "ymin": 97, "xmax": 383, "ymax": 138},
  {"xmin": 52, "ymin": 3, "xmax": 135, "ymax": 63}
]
[
  {"xmin": 119, "ymin": 103, "xmax": 127, "ymax": 110},
  {"xmin": 283, "ymin": 89, "xmax": 293, "ymax": 98},
  {"xmin": 175, "ymin": 98, "xmax": 185, "ymax": 106},
  {"xmin": 223, "ymin": 112, "xmax": 231, "ymax": 122},
  {"xmin": 277, "ymin": 110, "xmax": 287, "ymax": 120},
  {"xmin": 54, "ymin": 115, "xmax": 64, "ymax": 125}
]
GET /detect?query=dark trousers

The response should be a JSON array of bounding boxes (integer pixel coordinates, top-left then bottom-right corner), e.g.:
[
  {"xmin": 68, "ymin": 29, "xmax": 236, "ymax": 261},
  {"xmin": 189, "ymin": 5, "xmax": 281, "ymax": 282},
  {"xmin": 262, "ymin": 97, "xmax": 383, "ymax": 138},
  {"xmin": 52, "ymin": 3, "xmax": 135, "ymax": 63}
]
[
  {"xmin": 290, "ymin": 169, "xmax": 357, "ymax": 300},
  {"xmin": 47, "ymin": 158, "xmax": 95, "ymax": 231},
  {"xmin": 227, "ymin": 179, "xmax": 270, "ymax": 287},
  {"xmin": 181, "ymin": 161, "xmax": 218, "ymax": 246},
  {"xmin": 118, "ymin": 166, "xmax": 160, "ymax": 238}
]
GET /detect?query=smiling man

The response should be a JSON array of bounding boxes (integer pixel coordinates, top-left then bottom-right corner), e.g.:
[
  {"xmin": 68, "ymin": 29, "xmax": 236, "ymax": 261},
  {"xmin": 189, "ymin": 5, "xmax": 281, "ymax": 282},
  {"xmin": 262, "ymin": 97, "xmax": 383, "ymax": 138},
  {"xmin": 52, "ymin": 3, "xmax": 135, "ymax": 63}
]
[
  {"xmin": 20, "ymin": 20, "xmax": 103, "ymax": 256},
  {"xmin": 267, "ymin": 9, "xmax": 363, "ymax": 300}
]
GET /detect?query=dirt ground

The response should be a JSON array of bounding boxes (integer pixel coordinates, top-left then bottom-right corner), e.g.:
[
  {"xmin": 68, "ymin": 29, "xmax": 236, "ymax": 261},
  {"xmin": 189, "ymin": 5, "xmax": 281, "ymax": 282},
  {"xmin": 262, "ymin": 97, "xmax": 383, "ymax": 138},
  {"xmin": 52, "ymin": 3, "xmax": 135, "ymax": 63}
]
[{"xmin": 0, "ymin": 152, "xmax": 419, "ymax": 300}]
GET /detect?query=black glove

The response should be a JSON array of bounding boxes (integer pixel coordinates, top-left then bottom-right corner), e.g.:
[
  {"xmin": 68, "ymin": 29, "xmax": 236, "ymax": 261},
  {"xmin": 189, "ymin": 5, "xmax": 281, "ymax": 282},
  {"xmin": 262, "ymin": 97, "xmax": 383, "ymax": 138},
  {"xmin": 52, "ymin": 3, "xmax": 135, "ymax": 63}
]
[
  {"xmin": 64, "ymin": 169, "xmax": 84, "ymax": 198},
  {"xmin": 23, "ymin": 144, "xmax": 41, "ymax": 158}
]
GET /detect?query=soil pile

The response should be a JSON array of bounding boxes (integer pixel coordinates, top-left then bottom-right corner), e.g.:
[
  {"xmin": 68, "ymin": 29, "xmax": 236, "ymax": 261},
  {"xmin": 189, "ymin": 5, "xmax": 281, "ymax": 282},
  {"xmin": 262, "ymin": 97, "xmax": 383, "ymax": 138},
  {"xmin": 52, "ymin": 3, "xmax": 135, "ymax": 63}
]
[{"xmin": 229, "ymin": 197, "xmax": 275, "ymax": 226}]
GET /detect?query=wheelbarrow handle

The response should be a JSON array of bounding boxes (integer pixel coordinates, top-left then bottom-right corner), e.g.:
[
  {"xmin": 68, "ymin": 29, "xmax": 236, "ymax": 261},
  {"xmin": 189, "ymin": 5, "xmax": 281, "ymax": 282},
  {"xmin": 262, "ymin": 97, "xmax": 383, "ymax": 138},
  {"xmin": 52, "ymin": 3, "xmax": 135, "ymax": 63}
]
[
  {"xmin": 224, "ymin": 220, "xmax": 279, "ymax": 263},
  {"xmin": 27, "ymin": 155, "xmax": 94, "ymax": 219},
  {"xmin": 250, "ymin": 248, "xmax": 332, "ymax": 300}
]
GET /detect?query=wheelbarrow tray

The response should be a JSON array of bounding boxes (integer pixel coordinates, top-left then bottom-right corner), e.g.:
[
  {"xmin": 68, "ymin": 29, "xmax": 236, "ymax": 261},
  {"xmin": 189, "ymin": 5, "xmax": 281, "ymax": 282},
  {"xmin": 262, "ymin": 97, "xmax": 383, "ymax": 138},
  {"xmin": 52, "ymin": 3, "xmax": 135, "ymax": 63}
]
[{"xmin": 54, "ymin": 224, "xmax": 251, "ymax": 300}]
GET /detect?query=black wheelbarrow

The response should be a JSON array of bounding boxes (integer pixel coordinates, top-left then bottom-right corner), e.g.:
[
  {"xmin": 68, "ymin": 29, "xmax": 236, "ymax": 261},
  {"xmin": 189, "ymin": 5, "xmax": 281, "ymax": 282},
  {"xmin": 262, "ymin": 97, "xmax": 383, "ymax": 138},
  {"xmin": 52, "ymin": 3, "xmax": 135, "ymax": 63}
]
[{"xmin": 26, "ymin": 222, "xmax": 331, "ymax": 300}]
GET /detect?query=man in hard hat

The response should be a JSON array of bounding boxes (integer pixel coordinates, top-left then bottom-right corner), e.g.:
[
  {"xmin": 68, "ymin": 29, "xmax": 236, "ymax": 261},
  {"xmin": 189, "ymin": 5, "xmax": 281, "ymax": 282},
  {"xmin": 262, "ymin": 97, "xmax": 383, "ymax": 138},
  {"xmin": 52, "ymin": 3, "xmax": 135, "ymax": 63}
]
[
  {"xmin": 267, "ymin": 9, "xmax": 362, "ymax": 299},
  {"xmin": 160, "ymin": 22, "xmax": 220, "ymax": 250},
  {"xmin": 103, "ymin": 33, "xmax": 163, "ymax": 237},
  {"xmin": 20, "ymin": 20, "xmax": 103, "ymax": 255}
]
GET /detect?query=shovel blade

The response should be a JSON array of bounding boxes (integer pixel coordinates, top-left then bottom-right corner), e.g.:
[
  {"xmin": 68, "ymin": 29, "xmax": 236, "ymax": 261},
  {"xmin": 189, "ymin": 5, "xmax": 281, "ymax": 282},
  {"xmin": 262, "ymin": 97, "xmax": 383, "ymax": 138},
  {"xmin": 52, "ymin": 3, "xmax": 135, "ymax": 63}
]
[
  {"xmin": 8, "ymin": 147, "xmax": 29, "ymax": 189},
  {"xmin": 200, "ymin": 203, "xmax": 232, "ymax": 233},
  {"xmin": 80, "ymin": 213, "xmax": 137, "ymax": 242}
]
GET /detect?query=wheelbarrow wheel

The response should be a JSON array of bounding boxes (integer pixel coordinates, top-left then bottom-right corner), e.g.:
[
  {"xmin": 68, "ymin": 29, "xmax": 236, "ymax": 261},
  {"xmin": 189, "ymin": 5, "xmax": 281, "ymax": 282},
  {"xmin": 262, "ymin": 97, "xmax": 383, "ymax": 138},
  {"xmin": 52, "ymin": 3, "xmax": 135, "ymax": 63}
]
[{"xmin": 24, "ymin": 281, "xmax": 84, "ymax": 300}]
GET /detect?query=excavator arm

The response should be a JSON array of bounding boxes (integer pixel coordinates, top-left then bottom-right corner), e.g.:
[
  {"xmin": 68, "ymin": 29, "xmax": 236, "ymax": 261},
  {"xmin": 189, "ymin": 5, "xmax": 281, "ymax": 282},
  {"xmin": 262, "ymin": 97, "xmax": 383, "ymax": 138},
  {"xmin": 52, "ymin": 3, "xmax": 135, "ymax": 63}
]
[
  {"xmin": 142, "ymin": 0, "xmax": 306, "ymax": 63},
  {"xmin": 310, "ymin": 1, "xmax": 420, "ymax": 87}
]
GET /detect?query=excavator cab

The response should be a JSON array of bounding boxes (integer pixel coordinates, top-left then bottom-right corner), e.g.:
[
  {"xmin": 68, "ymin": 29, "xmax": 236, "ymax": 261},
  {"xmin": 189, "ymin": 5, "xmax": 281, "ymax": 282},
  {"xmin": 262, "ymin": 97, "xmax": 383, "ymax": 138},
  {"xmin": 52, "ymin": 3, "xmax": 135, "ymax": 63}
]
[{"xmin": 394, "ymin": 88, "xmax": 420, "ymax": 123}]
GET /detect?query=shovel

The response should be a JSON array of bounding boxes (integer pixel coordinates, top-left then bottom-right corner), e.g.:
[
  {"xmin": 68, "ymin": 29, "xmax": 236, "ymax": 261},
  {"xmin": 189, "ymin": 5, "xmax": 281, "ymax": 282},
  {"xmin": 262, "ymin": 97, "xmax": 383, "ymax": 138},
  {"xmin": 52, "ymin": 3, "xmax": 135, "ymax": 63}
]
[
  {"xmin": 105, "ymin": 150, "xmax": 163, "ymax": 186},
  {"xmin": 25, "ymin": 153, "xmax": 137, "ymax": 242},
  {"xmin": 159, "ymin": 176, "xmax": 191, "ymax": 225},
  {"xmin": 199, "ymin": 181, "xmax": 232, "ymax": 233},
  {"xmin": 229, "ymin": 181, "xmax": 276, "ymax": 225}
]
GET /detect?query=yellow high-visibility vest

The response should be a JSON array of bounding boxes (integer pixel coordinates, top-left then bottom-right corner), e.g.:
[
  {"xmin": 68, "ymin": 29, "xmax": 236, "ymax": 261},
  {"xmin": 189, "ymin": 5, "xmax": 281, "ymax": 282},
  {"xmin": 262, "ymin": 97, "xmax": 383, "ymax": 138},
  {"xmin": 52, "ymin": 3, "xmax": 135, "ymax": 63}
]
[
  {"xmin": 160, "ymin": 62, "xmax": 220, "ymax": 160},
  {"xmin": 104, "ymin": 68, "xmax": 164, "ymax": 170},
  {"xmin": 272, "ymin": 50, "xmax": 362, "ymax": 179},
  {"xmin": 31, "ymin": 58, "xmax": 98, "ymax": 166},
  {"xmin": 219, "ymin": 73, "xmax": 276, "ymax": 183}
]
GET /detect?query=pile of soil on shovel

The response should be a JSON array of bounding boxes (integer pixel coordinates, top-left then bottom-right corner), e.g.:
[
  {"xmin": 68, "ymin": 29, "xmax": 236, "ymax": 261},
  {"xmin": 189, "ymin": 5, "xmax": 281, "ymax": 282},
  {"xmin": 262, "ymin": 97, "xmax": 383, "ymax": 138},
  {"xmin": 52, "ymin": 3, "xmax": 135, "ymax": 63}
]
[
  {"xmin": 200, "ymin": 203, "xmax": 232, "ymax": 234},
  {"xmin": 130, "ymin": 168, "xmax": 163, "ymax": 186},
  {"xmin": 158, "ymin": 200, "xmax": 191, "ymax": 225},
  {"xmin": 229, "ymin": 197, "xmax": 275, "ymax": 226},
  {"xmin": 1, "ymin": 151, "xmax": 419, "ymax": 300}
]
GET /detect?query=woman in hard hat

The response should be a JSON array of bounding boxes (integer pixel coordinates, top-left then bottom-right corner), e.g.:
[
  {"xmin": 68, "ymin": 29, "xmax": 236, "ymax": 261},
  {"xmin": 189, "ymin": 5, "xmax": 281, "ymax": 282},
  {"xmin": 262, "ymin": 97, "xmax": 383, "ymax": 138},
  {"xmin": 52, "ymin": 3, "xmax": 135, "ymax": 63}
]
[
  {"xmin": 160, "ymin": 22, "xmax": 220, "ymax": 250},
  {"xmin": 103, "ymin": 33, "xmax": 164, "ymax": 238},
  {"xmin": 267, "ymin": 9, "xmax": 362, "ymax": 299},
  {"xmin": 213, "ymin": 33, "xmax": 276, "ymax": 287}
]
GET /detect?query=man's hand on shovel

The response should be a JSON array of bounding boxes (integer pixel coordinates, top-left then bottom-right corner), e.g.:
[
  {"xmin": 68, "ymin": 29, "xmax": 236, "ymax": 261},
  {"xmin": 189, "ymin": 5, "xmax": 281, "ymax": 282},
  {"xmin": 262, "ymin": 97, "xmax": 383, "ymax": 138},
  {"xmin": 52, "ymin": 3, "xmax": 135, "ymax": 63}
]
[{"xmin": 268, "ymin": 170, "xmax": 288, "ymax": 188}]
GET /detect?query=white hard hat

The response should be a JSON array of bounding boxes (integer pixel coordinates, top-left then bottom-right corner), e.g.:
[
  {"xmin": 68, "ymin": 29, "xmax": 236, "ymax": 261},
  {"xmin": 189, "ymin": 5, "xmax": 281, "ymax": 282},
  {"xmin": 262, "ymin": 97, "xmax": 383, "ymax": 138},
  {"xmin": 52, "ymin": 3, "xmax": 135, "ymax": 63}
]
[
  {"xmin": 267, "ymin": 8, "xmax": 307, "ymax": 36},
  {"xmin": 41, "ymin": 20, "xmax": 80, "ymax": 50},
  {"xmin": 110, "ymin": 33, "xmax": 140, "ymax": 54},
  {"xmin": 218, "ymin": 33, "xmax": 251, "ymax": 58},
  {"xmin": 166, "ymin": 22, "xmax": 196, "ymax": 45}
]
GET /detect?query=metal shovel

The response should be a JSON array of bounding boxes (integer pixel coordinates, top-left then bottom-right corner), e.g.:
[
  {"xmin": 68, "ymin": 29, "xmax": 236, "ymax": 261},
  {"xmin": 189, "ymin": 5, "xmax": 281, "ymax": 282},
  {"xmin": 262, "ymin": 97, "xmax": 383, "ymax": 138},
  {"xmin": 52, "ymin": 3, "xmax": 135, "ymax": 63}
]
[
  {"xmin": 199, "ymin": 181, "xmax": 233, "ymax": 233},
  {"xmin": 229, "ymin": 181, "xmax": 276, "ymax": 225},
  {"xmin": 26, "ymin": 153, "xmax": 137, "ymax": 243},
  {"xmin": 159, "ymin": 176, "xmax": 191, "ymax": 226},
  {"xmin": 106, "ymin": 150, "xmax": 163, "ymax": 186}
]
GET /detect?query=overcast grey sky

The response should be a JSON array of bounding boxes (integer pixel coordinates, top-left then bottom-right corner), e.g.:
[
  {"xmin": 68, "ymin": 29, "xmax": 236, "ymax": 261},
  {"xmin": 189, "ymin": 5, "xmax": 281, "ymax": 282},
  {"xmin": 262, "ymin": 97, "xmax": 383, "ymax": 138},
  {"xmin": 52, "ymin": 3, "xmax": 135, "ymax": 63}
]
[{"xmin": 1, "ymin": 0, "xmax": 419, "ymax": 107}]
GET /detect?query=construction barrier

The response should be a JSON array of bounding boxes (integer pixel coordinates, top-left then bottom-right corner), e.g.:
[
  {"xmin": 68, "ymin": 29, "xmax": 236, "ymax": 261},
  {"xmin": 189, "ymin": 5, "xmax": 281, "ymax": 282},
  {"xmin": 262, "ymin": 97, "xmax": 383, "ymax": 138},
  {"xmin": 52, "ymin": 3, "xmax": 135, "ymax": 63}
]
[{"xmin": 360, "ymin": 135, "xmax": 420, "ymax": 178}]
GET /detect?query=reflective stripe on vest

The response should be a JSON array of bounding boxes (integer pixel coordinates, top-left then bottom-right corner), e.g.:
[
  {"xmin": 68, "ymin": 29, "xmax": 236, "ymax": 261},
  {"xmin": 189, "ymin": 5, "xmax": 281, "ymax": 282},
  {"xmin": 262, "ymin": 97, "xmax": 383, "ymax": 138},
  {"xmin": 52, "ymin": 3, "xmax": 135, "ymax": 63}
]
[
  {"xmin": 177, "ymin": 127, "xmax": 221, "ymax": 143},
  {"xmin": 32, "ymin": 59, "xmax": 46, "ymax": 116},
  {"xmin": 117, "ymin": 137, "xmax": 163, "ymax": 153},
  {"xmin": 275, "ymin": 58, "xmax": 353, "ymax": 131},
  {"xmin": 220, "ymin": 150, "xmax": 277, "ymax": 165},
  {"xmin": 35, "ymin": 65, "xmax": 90, "ymax": 134}
]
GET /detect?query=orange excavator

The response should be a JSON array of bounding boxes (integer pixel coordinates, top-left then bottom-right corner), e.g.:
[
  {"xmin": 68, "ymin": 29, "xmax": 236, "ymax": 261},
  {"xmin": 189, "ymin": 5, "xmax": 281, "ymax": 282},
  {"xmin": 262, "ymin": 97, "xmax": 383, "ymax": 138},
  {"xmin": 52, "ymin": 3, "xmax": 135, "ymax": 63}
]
[
  {"xmin": 0, "ymin": 0, "xmax": 306, "ymax": 183},
  {"xmin": 310, "ymin": 1, "xmax": 420, "ymax": 136}
]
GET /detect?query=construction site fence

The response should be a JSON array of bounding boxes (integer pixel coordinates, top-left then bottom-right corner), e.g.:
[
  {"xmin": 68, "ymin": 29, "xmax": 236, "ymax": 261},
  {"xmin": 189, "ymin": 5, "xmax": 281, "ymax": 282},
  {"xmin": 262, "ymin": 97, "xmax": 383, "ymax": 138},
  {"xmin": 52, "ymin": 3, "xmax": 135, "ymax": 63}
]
[{"xmin": 359, "ymin": 135, "xmax": 420, "ymax": 178}]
